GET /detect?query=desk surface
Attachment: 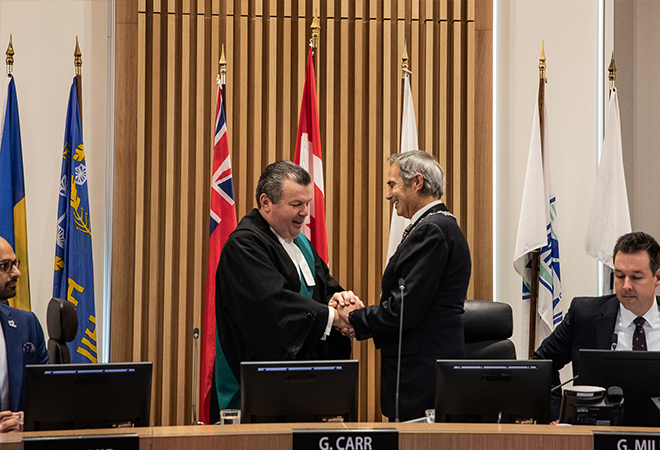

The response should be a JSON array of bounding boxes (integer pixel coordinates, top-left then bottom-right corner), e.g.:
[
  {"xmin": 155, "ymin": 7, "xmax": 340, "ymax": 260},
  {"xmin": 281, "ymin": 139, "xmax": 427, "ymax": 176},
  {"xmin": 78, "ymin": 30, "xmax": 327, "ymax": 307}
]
[{"xmin": 1, "ymin": 422, "xmax": 654, "ymax": 450}]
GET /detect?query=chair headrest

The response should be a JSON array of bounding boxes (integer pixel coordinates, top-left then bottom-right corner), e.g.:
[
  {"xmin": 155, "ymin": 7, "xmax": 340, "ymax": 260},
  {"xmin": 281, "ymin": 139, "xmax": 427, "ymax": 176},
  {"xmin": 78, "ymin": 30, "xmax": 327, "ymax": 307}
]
[
  {"xmin": 47, "ymin": 297, "xmax": 78, "ymax": 342},
  {"xmin": 463, "ymin": 300, "xmax": 513, "ymax": 342}
]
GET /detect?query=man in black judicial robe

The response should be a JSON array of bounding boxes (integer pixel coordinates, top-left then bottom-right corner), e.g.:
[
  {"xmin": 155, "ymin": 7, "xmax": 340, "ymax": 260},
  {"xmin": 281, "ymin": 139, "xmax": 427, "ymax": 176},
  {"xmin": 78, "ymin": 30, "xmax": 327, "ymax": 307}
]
[
  {"xmin": 215, "ymin": 161, "xmax": 354, "ymax": 410},
  {"xmin": 337, "ymin": 150, "xmax": 471, "ymax": 421}
]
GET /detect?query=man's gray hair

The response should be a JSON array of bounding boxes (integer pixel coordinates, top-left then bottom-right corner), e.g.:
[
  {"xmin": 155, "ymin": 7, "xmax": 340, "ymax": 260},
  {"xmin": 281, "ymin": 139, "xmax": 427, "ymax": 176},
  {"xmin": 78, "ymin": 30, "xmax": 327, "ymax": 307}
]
[
  {"xmin": 387, "ymin": 150, "xmax": 445, "ymax": 199},
  {"xmin": 256, "ymin": 160, "xmax": 311, "ymax": 206}
]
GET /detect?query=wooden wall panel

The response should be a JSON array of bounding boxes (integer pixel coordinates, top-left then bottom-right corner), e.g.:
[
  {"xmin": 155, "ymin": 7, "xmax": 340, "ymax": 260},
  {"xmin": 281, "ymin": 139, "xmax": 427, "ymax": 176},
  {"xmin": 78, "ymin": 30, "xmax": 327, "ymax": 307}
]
[{"xmin": 113, "ymin": 0, "xmax": 493, "ymax": 426}]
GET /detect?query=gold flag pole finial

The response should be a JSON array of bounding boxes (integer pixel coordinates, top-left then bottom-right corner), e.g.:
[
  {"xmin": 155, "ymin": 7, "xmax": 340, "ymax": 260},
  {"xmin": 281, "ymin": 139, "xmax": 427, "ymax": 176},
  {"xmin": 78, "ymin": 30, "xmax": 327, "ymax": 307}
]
[
  {"xmin": 219, "ymin": 44, "xmax": 227, "ymax": 85},
  {"xmin": 6, "ymin": 34, "xmax": 14, "ymax": 76},
  {"xmin": 74, "ymin": 36, "xmax": 82, "ymax": 75},
  {"xmin": 311, "ymin": 10, "xmax": 320, "ymax": 50},
  {"xmin": 402, "ymin": 39, "xmax": 410, "ymax": 78},
  {"xmin": 608, "ymin": 51, "xmax": 616, "ymax": 90},
  {"xmin": 539, "ymin": 40, "xmax": 546, "ymax": 80}
]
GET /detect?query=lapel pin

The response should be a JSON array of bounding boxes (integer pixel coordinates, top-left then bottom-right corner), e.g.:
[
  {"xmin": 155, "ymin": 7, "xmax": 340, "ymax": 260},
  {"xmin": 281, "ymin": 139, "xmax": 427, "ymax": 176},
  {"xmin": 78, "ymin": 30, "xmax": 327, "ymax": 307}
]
[{"xmin": 8, "ymin": 319, "xmax": 16, "ymax": 328}]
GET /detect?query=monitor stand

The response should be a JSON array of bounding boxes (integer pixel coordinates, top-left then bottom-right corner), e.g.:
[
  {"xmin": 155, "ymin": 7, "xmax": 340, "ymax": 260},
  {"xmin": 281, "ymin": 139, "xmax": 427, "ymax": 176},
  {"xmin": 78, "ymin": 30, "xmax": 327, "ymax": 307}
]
[{"xmin": 650, "ymin": 397, "xmax": 660, "ymax": 415}]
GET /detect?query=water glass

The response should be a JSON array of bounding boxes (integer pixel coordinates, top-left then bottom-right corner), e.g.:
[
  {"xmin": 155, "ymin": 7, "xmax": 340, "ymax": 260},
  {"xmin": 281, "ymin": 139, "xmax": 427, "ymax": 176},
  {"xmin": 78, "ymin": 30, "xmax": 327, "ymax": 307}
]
[{"xmin": 219, "ymin": 409, "xmax": 241, "ymax": 425}]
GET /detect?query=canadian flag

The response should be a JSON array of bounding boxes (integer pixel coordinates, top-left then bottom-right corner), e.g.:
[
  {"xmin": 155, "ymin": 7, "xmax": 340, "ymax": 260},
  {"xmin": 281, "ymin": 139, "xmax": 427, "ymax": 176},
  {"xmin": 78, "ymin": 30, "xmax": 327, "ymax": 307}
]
[{"xmin": 294, "ymin": 45, "xmax": 328, "ymax": 262}]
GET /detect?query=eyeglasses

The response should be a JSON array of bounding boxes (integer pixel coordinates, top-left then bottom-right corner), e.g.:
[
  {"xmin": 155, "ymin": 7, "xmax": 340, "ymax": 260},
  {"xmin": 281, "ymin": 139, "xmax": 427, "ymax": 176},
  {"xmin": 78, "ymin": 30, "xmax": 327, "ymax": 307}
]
[{"xmin": 0, "ymin": 259, "xmax": 20, "ymax": 274}]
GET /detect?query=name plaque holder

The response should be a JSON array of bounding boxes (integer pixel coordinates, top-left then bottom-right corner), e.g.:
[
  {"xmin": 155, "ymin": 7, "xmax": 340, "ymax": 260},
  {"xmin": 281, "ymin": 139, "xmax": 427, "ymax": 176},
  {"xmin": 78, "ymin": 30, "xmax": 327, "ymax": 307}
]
[
  {"xmin": 594, "ymin": 431, "xmax": 660, "ymax": 450},
  {"xmin": 22, "ymin": 433, "xmax": 139, "ymax": 450},
  {"xmin": 293, "ymin": 428, "xmax": 398, "ymax": 450}
]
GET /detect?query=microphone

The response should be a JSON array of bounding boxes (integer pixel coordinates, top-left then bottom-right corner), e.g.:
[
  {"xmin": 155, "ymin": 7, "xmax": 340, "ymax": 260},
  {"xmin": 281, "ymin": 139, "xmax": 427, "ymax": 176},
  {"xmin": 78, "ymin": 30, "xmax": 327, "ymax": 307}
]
[
  {"xmin": 395, "ymin": 278, "xmax": 406, "ymax": 423},
  {"xmin": 550, "ymin": 375, "xmax": 579, "ymax": 393},
  {"xmin": 191, "ymin": 327, "xmax": 204, "ymax": 425},
  {"xmin": 611, "ymin": 333, "xmax": 618, "ymax": 350}
]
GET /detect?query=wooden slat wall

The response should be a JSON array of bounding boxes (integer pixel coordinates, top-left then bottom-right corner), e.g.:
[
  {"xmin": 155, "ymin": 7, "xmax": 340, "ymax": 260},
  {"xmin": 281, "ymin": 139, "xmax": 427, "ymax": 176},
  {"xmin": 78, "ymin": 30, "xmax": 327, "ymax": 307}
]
[{"xmin": 113, "ymin": 0, "xmax": 493, "ymax": 426}]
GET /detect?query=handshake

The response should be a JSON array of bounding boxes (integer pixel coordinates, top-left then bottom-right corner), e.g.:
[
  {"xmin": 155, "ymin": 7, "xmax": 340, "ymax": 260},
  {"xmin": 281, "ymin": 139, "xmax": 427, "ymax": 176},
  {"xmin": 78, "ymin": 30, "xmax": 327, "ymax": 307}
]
[{"xmin": 328, "ymin": 291, "xmax": 365, "ymax": 339}]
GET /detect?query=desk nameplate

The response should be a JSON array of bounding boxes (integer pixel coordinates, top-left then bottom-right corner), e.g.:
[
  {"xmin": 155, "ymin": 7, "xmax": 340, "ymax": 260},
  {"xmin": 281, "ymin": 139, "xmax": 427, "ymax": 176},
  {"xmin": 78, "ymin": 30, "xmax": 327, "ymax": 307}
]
[
  {"xmin": 293, "ymin": 428, "xmax": 398, "ymax": 450},
  {"xmin": 594, "ymin": 431, "xmax": 660, "ymax": 450},
  {"xmin": 22, "ymin": 433, "xmax": 139, "ymax": 450}
]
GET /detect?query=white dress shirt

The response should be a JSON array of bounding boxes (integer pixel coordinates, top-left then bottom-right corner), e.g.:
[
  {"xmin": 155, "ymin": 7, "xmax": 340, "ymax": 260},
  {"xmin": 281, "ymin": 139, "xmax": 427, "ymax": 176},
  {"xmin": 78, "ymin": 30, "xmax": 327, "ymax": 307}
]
[
  {"xmin": 409, "ymin": 200, "xmax": 444, "ymax": 226},
  {"xmin": 613, "ymin": 299, "xmax": 660, "ymax": 351},
  {"xmin": 0, "ymin": 319, "xmax": 9, "ymax": 411},
  {"xmin": 271, "ymin": 228, "xmax": 334, "ymax": 340}
]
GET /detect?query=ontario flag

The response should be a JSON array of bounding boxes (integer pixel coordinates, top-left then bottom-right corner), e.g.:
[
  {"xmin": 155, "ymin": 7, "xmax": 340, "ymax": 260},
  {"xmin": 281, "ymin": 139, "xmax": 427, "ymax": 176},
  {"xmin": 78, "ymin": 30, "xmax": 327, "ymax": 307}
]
[
  {"xmin": 294, "ymin": 45, "xmax": 328, "ymax": 262},
  {"xmin": 200, "ymin": 80, "xmax": 237, "ymax": 423}
]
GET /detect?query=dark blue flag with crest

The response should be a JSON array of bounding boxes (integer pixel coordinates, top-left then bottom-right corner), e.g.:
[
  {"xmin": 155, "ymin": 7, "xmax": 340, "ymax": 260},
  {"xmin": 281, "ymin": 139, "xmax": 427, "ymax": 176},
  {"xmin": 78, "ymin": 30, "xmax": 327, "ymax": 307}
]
[{"xmin": 53, "ymin": 77, "xmax": 96, "ymax": 363}]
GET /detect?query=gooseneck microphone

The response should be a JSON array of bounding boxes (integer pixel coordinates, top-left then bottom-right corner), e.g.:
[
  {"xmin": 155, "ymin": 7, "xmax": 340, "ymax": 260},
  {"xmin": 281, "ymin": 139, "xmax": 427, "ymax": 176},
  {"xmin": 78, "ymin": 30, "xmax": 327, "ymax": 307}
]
[
  {"xmin": 611, "ymin": 333, "xmax": 618, "ymax": 350},
  {"xmin": 550, "ymin": 375, "xmax": 579, "ymax": 393},
  {"xmin": 395, "ymin": 278, "xmax": 406, "ymax": 423},
  {"xmin": 192, "ymin": 327, "xmax": 204, "ymax": 425}
]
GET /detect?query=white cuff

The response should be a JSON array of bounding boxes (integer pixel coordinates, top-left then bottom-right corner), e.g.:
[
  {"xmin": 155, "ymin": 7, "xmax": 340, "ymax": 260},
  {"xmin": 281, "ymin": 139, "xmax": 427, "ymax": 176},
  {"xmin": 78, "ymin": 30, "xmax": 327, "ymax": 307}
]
[{"xmin": 322, "ymin": 306, "xmax": 334, "ymax": 341}]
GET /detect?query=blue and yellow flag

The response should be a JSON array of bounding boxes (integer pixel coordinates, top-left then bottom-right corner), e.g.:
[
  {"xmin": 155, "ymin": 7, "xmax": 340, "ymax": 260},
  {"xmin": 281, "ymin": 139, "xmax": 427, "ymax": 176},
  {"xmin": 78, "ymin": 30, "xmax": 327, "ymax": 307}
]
[
  {"xmin": 53, "ymin": 77, "xmax": 96, "ymax": 363},
  {"xmin": 0, "ymin": 77, "xmax": 31, "ymax": 311}
]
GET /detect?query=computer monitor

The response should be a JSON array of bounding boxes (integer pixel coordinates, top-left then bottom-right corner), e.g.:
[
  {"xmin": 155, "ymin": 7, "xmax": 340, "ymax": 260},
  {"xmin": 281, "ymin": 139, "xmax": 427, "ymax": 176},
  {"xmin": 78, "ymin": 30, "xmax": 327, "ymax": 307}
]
[
  {"xmin": 435, "ymin": 360, "xmax": 552, "ymax": 424},
  {"xmin": 24, "ymin": 362, "xmax": 152, "ymax": 431},
  {"xmin": 240, "ymin": 360, "xmax": 358, "ymax": 423},
  {"xmin": 578, "ymin": 350, "xmax": 660, "ymax": 427}
]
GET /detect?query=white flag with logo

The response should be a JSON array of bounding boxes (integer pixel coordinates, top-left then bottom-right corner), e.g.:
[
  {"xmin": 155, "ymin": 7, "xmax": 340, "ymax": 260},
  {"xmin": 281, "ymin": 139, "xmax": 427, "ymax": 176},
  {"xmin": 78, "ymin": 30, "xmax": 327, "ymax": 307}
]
[{"xmin": 513, "ymin": 82, "xmax": 563, "ymax": 347}]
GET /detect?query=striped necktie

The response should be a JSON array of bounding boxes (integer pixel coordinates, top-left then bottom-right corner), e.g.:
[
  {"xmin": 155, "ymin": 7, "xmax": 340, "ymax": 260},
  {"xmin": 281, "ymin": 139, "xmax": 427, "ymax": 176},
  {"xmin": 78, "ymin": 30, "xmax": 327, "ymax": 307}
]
[{"xmin": 400, "ymin": 223, "xmax": 414, "ymax": 244}]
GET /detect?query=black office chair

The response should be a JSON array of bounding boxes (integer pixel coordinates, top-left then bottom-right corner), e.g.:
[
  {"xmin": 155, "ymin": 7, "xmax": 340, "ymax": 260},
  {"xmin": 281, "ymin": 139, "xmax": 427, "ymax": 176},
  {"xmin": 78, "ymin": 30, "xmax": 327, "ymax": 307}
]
[
  {"xmin": 46, "ymin": 297, "xmax": 78, "ymax": 364},
  {"xmin": 463, "ymin": 299, "xmax": 516, "ymax": 359}
]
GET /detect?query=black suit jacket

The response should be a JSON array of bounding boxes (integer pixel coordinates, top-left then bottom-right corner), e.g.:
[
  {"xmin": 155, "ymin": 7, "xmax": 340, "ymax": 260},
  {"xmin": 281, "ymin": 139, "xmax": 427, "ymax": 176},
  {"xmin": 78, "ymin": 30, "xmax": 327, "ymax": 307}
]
[
  {"xmin": 349, "ymin": 203, "xmax": 471, "ymax": 420},
  {"xmin": 533, "ymin": 294, "xmax": 652, "ymax": 419}
]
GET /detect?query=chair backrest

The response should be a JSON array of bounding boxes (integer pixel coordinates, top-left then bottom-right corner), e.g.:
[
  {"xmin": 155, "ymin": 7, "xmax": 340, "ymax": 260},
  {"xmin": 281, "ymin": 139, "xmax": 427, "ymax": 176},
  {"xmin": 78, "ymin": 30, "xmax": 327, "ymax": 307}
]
[
  {"xmin": 463, "ymin": 299, "xmax": 516, "ymax": 359},
  {"xmin": 46, "ymin": 297, "xmax": 78, "ymax": 364}
]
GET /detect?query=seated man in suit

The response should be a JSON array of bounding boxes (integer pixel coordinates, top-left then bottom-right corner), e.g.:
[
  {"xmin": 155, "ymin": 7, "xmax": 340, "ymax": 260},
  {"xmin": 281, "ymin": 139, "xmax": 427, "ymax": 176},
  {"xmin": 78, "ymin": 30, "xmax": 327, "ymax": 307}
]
[
  {"xmin": 535, "ymin": 231, "xmax": 660, "ymax": 420},
  {"xmin": 0, "ymin": 237, "xmax": 49, "ymax": 432}
]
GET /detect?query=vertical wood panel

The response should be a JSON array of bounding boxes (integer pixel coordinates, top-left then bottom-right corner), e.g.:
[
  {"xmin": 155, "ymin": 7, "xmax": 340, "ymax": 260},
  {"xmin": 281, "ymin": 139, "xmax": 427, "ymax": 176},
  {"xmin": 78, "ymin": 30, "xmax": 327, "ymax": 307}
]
[
  {"xmin": 366, "ymin": 12, "xmax": 379, "ymax": 424},
  {"xmin": 465, "ymin": 18, "xmax": 476, "ymax": 300},
  {"xmin": 133, "ymin": 10, "xmax": 147, "ymax": 361},
  {"xmin": 162, "ymin": 6, "xmax": 176, "ymax": 425},
  {"xmin": 473, "ymin": 0, "xmax": 493, "ymax": 302},
  {"xmin": 177, "ymin": 13, "xmax": 192, "ymax": 426},
  {"xmin": 148, "ymin": 8, "xmax": 163, "ymax": 425},
  {"xmin": 323, "ymin": 16, "xmax": 335, "ymax": 269},
  {"xmin": 113, "ymin": 0, "xmax": 493, "ymax": 425}
]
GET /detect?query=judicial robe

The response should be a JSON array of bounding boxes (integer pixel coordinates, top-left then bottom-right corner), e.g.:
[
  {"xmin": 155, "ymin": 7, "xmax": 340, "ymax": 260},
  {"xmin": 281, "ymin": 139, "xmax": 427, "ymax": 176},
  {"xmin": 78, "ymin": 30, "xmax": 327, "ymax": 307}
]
[{"xmin": 215, "ymin": 208, "xmax": 351, "ymax": 408}]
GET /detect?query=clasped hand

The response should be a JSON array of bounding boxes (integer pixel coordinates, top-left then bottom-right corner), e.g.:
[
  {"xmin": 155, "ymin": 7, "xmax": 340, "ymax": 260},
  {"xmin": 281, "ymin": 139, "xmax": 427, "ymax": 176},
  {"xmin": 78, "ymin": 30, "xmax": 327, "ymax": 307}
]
[
  {"xmin": 328, "ymin": 290, "xmax": 365, "ymax": 339},
  {"xmin": 0, "ymin": 410, "xmax": 22, "ymax": 433}
]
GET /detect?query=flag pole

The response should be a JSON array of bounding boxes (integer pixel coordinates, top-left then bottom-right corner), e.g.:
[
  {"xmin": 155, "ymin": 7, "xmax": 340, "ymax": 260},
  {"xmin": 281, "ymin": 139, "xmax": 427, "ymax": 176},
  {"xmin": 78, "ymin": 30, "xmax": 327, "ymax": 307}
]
[
  {"xmin": 311, "ymin": 10, "xmax": 320, "ymax": 110},
  {"xmin": 74, "ymin": 37, "xmax": 83, "ymax": 131},
  {"xmin": 401, "ymin": 40, "xmax": 410, "ymax": 133},
  {"xmin": 219, "ymin": 44, "xmax": 227, "ymax": 103},
  {"xmin": 528, "ymin": 42, "xmax": 546, "ymax": 358},
  {"xmin": 608, "ymin": 52, "xmax": 616, "ymax": 91},
  {"xmin": 6, "ymin": 34, "xmax": 14, "ymax": 77}
]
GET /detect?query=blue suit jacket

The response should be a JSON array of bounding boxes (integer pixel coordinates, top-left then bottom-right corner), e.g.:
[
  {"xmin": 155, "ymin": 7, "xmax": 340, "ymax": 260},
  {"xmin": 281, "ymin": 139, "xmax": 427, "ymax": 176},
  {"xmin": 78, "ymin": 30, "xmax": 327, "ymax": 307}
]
[{"xmin": 0, "ymin": 303, "xmax": 49, "ymax": 411}]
